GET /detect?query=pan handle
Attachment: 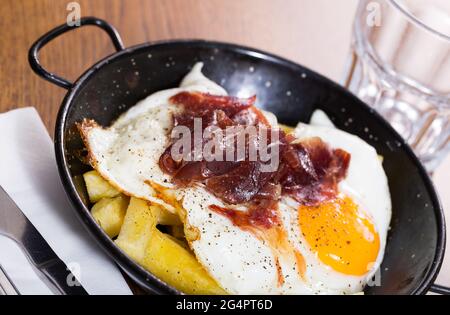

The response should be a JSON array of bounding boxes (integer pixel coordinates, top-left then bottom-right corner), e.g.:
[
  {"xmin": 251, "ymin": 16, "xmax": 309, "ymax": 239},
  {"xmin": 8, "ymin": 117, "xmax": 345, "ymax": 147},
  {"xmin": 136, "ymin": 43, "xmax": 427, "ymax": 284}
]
[
  {"xmin": 430, "ymin": 284, "xmax": 450, "ymax": 295},
  {"xmin": 28, "ymin": 17, "xmax": 124, "ymax": 90}
]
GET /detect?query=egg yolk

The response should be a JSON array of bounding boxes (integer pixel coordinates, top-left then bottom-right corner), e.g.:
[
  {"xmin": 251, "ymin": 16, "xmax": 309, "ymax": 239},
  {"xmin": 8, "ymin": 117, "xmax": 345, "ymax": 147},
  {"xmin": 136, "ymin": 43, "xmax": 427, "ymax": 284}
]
[{"xmin": 298, "ymin": 196, "xmax": 380, "ymax": 276}]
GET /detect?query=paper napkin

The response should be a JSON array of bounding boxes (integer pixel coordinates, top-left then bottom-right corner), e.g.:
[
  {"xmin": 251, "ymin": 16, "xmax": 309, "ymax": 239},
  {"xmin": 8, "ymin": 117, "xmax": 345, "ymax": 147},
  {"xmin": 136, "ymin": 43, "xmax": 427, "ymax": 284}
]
[{"xmin": 0, "ymin": 107, "xmax": 132, "ymax": 295}]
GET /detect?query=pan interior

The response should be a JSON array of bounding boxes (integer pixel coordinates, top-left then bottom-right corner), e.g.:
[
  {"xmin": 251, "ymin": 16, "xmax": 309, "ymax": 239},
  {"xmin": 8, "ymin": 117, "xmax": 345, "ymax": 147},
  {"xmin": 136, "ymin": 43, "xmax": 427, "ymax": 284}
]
[{"xmin": 60, "ymin": 41, "xmax": 442, "ymax": 295}]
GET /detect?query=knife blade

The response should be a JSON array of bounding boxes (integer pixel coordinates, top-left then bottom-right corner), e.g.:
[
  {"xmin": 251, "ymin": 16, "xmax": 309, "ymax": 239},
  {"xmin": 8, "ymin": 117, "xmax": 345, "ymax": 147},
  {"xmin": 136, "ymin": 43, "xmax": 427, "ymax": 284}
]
[{"xmin": 0, "ymin": 185, "xmax": 88, "ymax": 295}]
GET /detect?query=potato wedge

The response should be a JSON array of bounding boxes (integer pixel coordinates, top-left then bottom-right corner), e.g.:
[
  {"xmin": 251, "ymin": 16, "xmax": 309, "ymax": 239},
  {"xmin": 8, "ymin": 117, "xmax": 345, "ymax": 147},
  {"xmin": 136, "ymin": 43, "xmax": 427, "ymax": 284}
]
[
  {"xmin": 115, "ymin": 197, "xmax": 155, "ymax": 262},
  {"xmin": 143, "ymin": 228, "xmax": 226, "ymax": 294},
  {"xmin": 151, "ymin": 204, "xmax": 182, "ymax": 226},
  {"xmin": 115, "ymin": 197, "xmax": 225, "ymax": 294},
  {"xmin": 91, "ymin": 195, "xmax": 129, "ymax": 238},
  {"xmin": 83, "ymin": 170, "xmax": 120, "ymax": 203}
]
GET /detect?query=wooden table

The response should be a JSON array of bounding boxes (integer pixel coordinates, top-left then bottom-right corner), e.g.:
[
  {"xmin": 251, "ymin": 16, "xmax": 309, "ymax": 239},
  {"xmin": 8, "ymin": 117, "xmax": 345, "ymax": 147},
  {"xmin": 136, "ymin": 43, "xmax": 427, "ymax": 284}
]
[
  {"xmin": 0, "ymin": 0, "xmax": 358, "ymax": 134},
  {"xmin": 2, "ymin": 0, "xmax": 450, "ymax": 293},
  {"xmin": 0, "ymin": 0, "xmax": 358, "ymax": 294}
]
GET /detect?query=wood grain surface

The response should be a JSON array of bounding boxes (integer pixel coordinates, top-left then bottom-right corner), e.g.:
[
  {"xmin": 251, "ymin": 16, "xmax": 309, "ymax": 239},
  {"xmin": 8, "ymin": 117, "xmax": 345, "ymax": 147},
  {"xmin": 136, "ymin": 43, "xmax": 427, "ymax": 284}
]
[
  {"xmin": 2, "ymin": 1, "xmax": 450, "ymax": 293},
  {"xmin": 0, "ymin": 0, "xmax": 357, "ymax": 134}
]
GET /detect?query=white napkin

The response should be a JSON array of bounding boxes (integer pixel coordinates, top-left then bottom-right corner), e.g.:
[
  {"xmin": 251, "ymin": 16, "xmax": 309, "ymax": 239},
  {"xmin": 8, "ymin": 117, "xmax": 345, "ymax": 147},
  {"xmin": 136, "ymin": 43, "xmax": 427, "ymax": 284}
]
[{"xmin": 0, "ymin": 107, "xmax": 132, "ymax": 295}]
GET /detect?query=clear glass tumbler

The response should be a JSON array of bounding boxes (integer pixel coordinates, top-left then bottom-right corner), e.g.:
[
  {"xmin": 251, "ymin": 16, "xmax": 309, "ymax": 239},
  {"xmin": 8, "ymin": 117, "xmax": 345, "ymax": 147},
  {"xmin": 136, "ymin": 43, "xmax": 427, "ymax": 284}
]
[{"xmin": 344, "ymin": 0, "xmax": 450, "ymax": 171}]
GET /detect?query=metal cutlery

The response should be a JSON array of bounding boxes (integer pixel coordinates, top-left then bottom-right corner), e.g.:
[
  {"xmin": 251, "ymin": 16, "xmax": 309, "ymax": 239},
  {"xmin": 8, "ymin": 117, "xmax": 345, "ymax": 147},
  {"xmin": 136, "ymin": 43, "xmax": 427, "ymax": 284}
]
[{"xmin": 0, "ymin": 185, "xmax": 88, "ymax": 295}]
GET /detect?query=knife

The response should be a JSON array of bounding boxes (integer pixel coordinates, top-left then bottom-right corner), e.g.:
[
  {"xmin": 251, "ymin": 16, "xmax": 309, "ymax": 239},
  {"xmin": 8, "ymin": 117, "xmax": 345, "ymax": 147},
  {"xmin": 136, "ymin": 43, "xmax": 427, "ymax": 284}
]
[{"xmin": 0, "ymin": 185, "xmax": 88, "ymax": 295}]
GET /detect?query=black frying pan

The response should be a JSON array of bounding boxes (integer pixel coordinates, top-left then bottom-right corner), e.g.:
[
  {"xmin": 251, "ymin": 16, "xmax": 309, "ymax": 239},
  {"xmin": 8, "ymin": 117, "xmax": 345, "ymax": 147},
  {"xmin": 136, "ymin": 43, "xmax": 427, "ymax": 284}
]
[{"xmin": 29, "ymin": 17, "xmax": 448, "ymax": 295}]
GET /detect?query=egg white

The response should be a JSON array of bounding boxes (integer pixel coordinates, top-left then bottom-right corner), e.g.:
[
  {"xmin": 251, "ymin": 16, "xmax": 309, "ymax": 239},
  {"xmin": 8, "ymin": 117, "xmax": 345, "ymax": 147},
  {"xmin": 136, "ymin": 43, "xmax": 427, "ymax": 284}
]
[{"xmin": 80, "ymin": 63, "xmax": 226, "ymax": 212}]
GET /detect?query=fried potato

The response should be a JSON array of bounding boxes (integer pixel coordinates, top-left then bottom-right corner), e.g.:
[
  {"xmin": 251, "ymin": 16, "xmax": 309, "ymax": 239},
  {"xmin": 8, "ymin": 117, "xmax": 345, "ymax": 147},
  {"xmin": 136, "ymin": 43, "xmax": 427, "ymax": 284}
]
[
  {"xmin": 143, "ymin": 227, "xmax": 226, "ymax": 294},
  {"xmin": 83, "ymin": 170, "xmax": 120, "ymax": 203},
  {"xmin": 91, "ymin": 195, "xmax": 129, "ymax": 238},
  {"xmin": 115, "ymin": 197, "xmax": 154, "ymax": 262},
  {"xmin": 115, "ymin": 197, "xmax": 226, "ymax": 294},
  {"xmin": 151, "ymin": 204, "xmax": 182, "ymax": 226}
]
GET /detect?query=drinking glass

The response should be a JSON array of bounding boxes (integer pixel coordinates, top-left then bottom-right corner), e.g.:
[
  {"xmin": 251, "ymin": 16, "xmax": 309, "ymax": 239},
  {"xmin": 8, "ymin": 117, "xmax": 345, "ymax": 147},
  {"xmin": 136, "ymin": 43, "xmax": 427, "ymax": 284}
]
[{"xmin": 344, "ymin": 0, "xmax": 450, "ymax": 171}]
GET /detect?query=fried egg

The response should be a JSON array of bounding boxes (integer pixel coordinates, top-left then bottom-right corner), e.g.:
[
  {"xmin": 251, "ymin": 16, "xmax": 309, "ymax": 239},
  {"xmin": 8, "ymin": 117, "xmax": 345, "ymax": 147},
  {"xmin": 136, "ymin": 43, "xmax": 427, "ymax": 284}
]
[
  {"xmin": 79, "ymin": 63, "xmax": 227, "ymax": 212},
  {"xmin": 178, "ymin": 121, "xmax": 391, "ymax": 294},
  {"xmin": 80, "ymin": 62, "xmax": 391, "ymax": 294}
]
